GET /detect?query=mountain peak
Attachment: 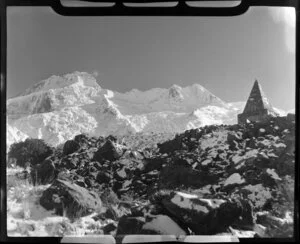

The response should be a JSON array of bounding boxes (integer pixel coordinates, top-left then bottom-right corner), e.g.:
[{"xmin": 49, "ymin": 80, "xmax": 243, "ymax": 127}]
[
  {"xmin": 19, "ymin": 71, "xmax": 101, "ymax": 97},
  {"xmin": 191, "ymin": 83, "xmax": 206, "ymax": 91}
]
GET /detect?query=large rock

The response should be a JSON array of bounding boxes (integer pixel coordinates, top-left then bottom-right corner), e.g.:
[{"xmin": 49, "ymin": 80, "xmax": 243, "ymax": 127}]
[
  {"xmin": 116, "ymin": 216, "xmax": 146, "ymax": 236},
  {"xmin": 116, "ymin": 215, "xmax": 187, "ymax": 236},
  {"xmin": 140, "ymin": 215, "xmax": 187, "ymax": 235},
  {"xmin": 94, "ymin": 140, "xmax": 125, "ymax": 162},
  {"xmin": 31, "ymin": 159, "xmax": 57, "ymax": 185},
  {"xmin": 63, "ymin": 140, "xmax": 80, "ymax": 155},
  {"xmin": 40, "ymin": 179, "xmax": 102, "ymax": 219},
  {"xmin": 161, "ymin": 191, "xmax": 255, "ymax": 234}
]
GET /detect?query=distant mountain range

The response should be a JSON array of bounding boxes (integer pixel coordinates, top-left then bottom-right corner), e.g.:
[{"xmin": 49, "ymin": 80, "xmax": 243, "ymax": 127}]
[{"xmin": 6, "ymin": 71, "xmax": 289, "ymax": 149}]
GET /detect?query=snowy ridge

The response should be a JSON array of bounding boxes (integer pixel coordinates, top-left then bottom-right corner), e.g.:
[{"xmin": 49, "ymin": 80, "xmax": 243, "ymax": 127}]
[
  {"xmin": 7, "ymin": 72, "xmax": 102, "ymax": 118},
  {"xmin": 6, "ymin": 71, "xmax": 289, "ymax": 149}
]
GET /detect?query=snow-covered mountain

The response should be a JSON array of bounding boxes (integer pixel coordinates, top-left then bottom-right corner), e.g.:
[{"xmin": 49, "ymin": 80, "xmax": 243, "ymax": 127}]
[{"xmin": 6, "ymin": 71, "xmax": 287, "ymax": 149}]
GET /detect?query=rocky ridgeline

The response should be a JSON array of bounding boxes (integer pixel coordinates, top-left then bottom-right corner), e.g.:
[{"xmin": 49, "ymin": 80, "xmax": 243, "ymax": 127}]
[{"xmin": 13, "ymin": 114, "xmax": 295, "ymax": 238}]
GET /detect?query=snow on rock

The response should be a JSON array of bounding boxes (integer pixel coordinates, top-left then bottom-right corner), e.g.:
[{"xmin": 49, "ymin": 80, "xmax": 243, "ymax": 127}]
[
  {"xmin": 142, "ymin": 215, "xmax": 187, "ymax": 236},
  {"xmin": 224, "ymin": 173, "xmax": 245, "ymax": 186},
  {"xmin": 171, "ymin": 193, "xmax": 208, "ymax": 213},
  {"xmin": 266, "ymin": 168, "xmax": 281, "ymax": 181},
  {"xmin": 169, "ymin": 192, "xmax": 226, "ymax": 213},
  {"xmin": 242, "ymin": 184, "xmax": 272, "ymax": 208}
]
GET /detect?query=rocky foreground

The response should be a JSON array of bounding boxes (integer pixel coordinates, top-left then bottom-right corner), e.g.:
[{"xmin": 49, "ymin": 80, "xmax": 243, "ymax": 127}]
[{"xmin": 7, "ymin": 114, "xmax": 295, "ymax": 238}]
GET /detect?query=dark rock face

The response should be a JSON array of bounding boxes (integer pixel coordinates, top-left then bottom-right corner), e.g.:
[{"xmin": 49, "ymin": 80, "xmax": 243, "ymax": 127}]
[
  {"xmin": 63, "ymin": 140, "xmax": 80, "ymax": 155},
  {"xmin": 31, "ymin": 159, "xmax": 57, "ymax": 185},
  {"xmin": 39, "ymin": 179, "xmax": 102, "ymax": 219}
]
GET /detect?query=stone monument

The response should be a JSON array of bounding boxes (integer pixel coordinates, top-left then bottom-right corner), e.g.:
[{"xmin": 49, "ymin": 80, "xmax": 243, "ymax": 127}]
[{"xmin": 238, "ymin": 80, "xmax": 279, "ymax": 124}]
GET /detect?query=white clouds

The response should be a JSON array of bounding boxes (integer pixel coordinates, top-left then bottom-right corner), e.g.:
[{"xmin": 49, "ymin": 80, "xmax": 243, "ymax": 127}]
[{"xmin": 269, "ymin": 7, "xmax": 296, "ymax": 53}]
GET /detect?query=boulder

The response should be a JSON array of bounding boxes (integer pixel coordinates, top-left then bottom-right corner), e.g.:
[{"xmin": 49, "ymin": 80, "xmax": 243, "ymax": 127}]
[
  {"xmin": 116, "ymin": 216, "xmax": 146, "ymax": 236},
  {"xmin": 31, "ymin": 159, "xmax": 57, "ymax": 185},
  {"xmin": 140, "ymin": 215, "xmax": 187, "ymax": 235},
  {"xmin": 63, "ymin": 140, "xmax": 80, "ymax": 155},
  {"xmin": 40, "ymin": 179, "xmax": 102, "ymax": 219},
  {"xmin": 161, "ymin": 191, "xmax": 254, "ymax": 234},
  {"xmin": 94, "ymin": 140, "xmax": 125, "ymax": 162},
  {"xmin": 96, "ymin": 171, "xmax": 111, "ymax": 184}
]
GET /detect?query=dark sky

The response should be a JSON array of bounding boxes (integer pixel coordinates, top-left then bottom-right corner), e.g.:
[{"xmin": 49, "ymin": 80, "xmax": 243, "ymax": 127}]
[{"xmin": 7, "ymin": 6, "xmax": 295, "ymax": 110}]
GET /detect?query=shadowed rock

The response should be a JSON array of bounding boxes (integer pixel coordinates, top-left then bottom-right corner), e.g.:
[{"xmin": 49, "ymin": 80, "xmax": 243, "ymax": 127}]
[
  {"xmin": 160, "ymin": 191, "xmax": 255, "ymax": 234},
  {"xmin": 40, "ymin": 179, "xmax": 102, "ymax": 219},
  {"xmin": 31, "ymin": 159, "xmax": 57, "ymax": 185},
  {"xmin": 63, "ymin": 140, "xmax": 80, "ymax": 155}
]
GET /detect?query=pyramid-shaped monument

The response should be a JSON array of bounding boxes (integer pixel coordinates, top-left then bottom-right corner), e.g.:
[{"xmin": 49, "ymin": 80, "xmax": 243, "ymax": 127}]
[{"xmin": 238, "ymin": 80, "xmax": 279, "ymax": 124}]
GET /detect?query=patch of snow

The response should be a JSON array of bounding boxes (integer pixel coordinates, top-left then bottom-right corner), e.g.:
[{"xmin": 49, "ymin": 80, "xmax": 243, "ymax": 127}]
[
  {"xmin": 176, "ymin": 192, "xmax": 198, "ymax": 199},
  {"xmin": 232, "ymin": 155, "xmax": 244, "ymax": 164},
  {"xmin": 224, "ymin": 173, "xmax": 245, "ymax": 186},
  {"xmin": 142, "ymin": 215, "xmax": 186, "ymax": 236},
  {"xmin": 201, "ymin": 159, "xmax": 212, "ymax": 166},
  {"xmin": 266, "ymin": 168, "xmax": 281, "ymax": 180},
  {"xmin": 171, "ymin": 193, "xmax": 208, "ymax": 213},
  {"xmin": 243, "ymin": 184, "xmax": 272, "ymax": 208},
  {"xmin": 122, "ymin": 180, "xmax": 132, "ymax": 188}
]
